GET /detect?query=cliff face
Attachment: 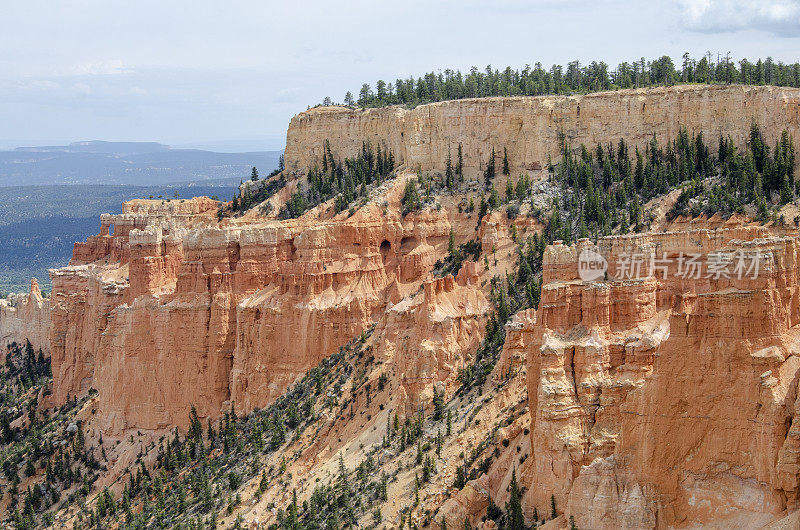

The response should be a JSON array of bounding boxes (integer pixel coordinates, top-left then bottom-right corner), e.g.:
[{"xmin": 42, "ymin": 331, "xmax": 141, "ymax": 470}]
[
  {"xmin": 285, "ymin": 85, "xmax": 800, "ymax": 174},
  {"xmin": 49, "ymin": 187, "xmax": 455, "ymax": 432},
  {"xmin": 510, "ymin": 227, "xmax": 800, "ymax": 528},
  {"xmin": 0, "ymin": 278, "xmax": 50, "ymax": 355},
  {"xmin": 14, "ymin": 85, "xmax": 800, "ymax": 527}
]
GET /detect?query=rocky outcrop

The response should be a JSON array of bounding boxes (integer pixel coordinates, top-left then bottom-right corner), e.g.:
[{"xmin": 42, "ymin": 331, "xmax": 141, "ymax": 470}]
[
  {"xmin": 0, "ymin": 278, "xmax": 50, "ymax": 354},
  {"xmin": 372, "ymin": 262, "xmax": 490, "ymax": 416},
  {"xmin": 49, "ymin": 186, "xmax": 459, "ymax": 432},
  {"xmin": 512, "ymin": 227, "xmax": 800, "ymax": 528},
  {"xmin": 17, "ymin": 84, "xmax": 800, "ymax": 527},
  {"xmin": 285, "ymin": 85, "xmax": 800, "ymax": 175}
]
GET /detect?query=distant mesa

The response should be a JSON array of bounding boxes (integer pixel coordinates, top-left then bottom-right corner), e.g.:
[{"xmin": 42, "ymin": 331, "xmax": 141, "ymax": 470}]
[{"xmin": 14, "ymin": 140, "xmax": 171, "ymax": 155}]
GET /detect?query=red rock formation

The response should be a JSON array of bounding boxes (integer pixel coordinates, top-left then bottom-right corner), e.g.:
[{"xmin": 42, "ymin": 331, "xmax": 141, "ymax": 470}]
[
  {"xmin": 371, "ymin": 266, "xmax": 490, "ymax": 417},
  {"xmin": 0, "ymin": 278, "xmax": 50, "ymax": 354},
  {"xmin": 511, "ymin": 227, "xmax": 800, "ymax": 528},
  {"xmin": 49, "ymin": 188, "xmax": 459, "ymax": 432},
  {"xmin": 23, "ymin": 85, "xmax": 800, "ymax": 527}
]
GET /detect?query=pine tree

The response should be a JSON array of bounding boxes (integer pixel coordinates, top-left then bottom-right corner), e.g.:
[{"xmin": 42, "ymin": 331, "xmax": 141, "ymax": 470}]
[
  {"xmin": 446, "ymin": 409, "xmax": 452, "ymax": 436},
  {"xmin": 250, "ymin": 167, "xmax": 259, "ymax": 181},
  {"xmin": 503, "ymin": 147, "xmax": 510, "ymax": 175},
  {"xmin": 505, "ymin": 176, "xmax": 514, "ymax": 202},
  {"xmin": 487, "ymin": 495, "xmax": 502, "ymax": 520},
  {"xmin": 506, "ymin": 469, "xmax": 525, "ymax": 529},
  {"xmin": 446, "ymin": 149, "xmax": 455, "ymax": 190},
  {"xmin": 457, "ymin": 143, "xmax": 464, "ymax": 179},
  {"xmin": 453, "ymin": 465, "xmax": 466, "ymax": 489},
  {"xmin": 484, "ymin": 148, "xmax": 496, "ymax": 190},
  {"xmin": 287, "ymin": 489, "xmax": 299, "ymax": 528},
  {"xmin": 489, "ymin": 185, "xmax": 501, "ymax": 208}
]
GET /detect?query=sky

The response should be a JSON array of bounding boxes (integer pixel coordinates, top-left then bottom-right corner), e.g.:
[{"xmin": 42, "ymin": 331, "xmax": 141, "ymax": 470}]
[{"xmin": 1, "ymin": 0, "xmax": 799, "ymax": 151}]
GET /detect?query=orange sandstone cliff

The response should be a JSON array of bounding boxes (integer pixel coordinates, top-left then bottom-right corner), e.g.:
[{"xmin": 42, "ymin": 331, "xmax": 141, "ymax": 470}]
[
  {"xmin": 285, "ymin": 85, "xmax": 800, "ymax": 175},
  {"xmin": 48, "ymin": 184, "xmax": 456, "ymax": 432},
  {"xmin": 502, "ymin": 228, "xmax": 800, "ymax": 528},
  {"xmin": 10, "ymin": 85, "xmax": 800, "ymax": 528},
  {"xmin": 0, "ymin": 278, "xmax": 50, "ymax": 354}
]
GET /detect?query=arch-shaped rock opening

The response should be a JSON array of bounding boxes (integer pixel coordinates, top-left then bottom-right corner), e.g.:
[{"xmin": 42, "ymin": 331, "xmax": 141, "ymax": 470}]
[
  {"xmin": 227, "ymin": 242, "xmax": 241, "ymax": 272},
  {"xmin": 108, "ymin": 223, "xmax": 115, "ymax": 236},
  {"xmin": 400, "ymin": 236, "xmax": 419, "ymax": 254},
  {"xmin": 380, "ymin": 239, "xmax": 391, "ymax": 264}
]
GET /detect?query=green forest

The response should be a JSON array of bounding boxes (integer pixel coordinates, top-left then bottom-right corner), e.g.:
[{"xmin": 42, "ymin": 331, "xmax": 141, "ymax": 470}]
[{"xmin": 322, "ymin": 53, "xmax": 800, "ymax": 108}]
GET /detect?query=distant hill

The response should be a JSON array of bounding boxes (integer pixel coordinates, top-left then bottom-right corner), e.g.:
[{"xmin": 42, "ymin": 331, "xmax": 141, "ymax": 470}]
[
  {"xmin": 0, "ymin": 141, "xmax": 283, "ymax": 293},
  {"xmin": 0, "ymin": 141, "xmax": 282, "ymax": 186},
  {"xmin": 0, "ymin": 181, "xmax": 241, "ymax": 294},
  {"xmin": 14, "ymin": 140, "xmax": 171, "ymax": 154}
]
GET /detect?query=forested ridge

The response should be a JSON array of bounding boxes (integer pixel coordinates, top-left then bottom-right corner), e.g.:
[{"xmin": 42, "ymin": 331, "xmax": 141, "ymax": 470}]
[{"xmin": 321, "ymin": 53, "xmax": 800, "ymax": 108}]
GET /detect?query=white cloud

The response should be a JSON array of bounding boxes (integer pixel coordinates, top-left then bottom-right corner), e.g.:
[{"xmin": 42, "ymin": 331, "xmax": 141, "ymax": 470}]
[
  {"xmin": 71, "ymin": 82, "xmax": 92, "ymax": 95},
  {"xmin": 14, "ymin": 79, "xmax": 61, "ymax": 91},
  {"xmin": 62, "ymin": 59, "xmax": 130, "ymax": 76},
  {"xmin": 676, "ymin": 0, "xmax": 800, "ymax": 35}
]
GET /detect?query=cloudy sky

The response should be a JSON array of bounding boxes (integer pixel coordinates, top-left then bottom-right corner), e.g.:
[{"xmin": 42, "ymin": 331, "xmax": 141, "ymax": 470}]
[{"xmin": 1, "ymin": 0, "xmax": 799, "ymax": 151}]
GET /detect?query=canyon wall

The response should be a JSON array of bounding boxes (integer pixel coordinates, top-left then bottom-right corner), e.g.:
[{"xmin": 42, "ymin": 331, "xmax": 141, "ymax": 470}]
[
  {"xmin": 49, "ymin": 187, "xmax": 455, "ymax": 432},
  {"xmin": 512, "ymin": 227, "xmax": 800, "ymax": 528},
  {"xmin": 285, "ymin": 84, "xmax": 800, "ymax": 174},
  {"xmin": 0, "ymin": 278, "xmax": 50, "ymax": 355}
]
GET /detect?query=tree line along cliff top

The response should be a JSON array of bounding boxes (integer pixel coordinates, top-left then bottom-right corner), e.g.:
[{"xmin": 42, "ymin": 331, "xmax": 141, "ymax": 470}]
[{"xmin": 320, "ymin": 53, "xmax": 800, "ymax": 108}]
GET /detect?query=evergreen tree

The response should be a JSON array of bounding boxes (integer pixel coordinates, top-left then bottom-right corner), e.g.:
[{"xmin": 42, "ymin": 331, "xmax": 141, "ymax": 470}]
[
  {"xmin": 453, "ymin": 465, "xmax": 466, "ymax": 489},
  {"xmin": 456, "ymin": 143, "xmax": 464, "ymax": 179},
  {"xmin": 402, "ymin": 178, "xmax": 422, "ymax": 214},
  {"xmin": 448, "ymin": 229, "xmax": 456, "ymax": 256},
  {"xmin": 487, "ymin": 495, "xmax": 502, "ymax": 521},
  {"xmin": 446, "ymin": 409, "xmax": 452, "ymax": 436},
  {"xmin": 433, "ymin": 385, "xmax": 445, "ymax": 420},
  {"xmin": 484, "ymin": 148, "xmax": 496, "ymax": 190},
  {"xmin": 446, "ymin": 148, "xmax": 455, "ymax": 190},
  {"xmin": 506, "ymin": 469, "xmax": 525, "ymax": 529}
]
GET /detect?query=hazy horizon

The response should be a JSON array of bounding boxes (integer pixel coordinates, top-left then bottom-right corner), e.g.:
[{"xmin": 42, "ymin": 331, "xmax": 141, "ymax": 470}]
[
  {"xmin": 0, "ymin": 138, "xmax": 285, "ymax": 153},
  {"xmin": 2, "ymin": 1, "xmax": 800, "ymax": 151}
]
